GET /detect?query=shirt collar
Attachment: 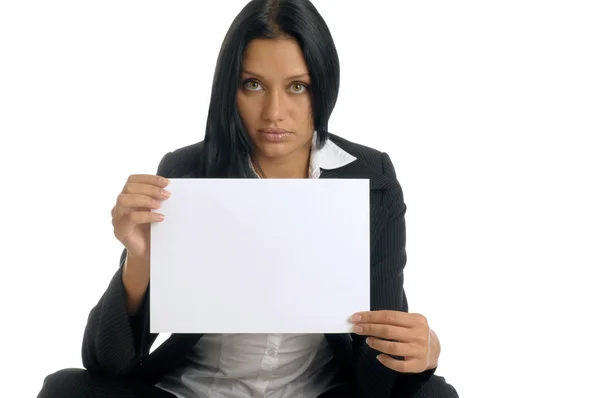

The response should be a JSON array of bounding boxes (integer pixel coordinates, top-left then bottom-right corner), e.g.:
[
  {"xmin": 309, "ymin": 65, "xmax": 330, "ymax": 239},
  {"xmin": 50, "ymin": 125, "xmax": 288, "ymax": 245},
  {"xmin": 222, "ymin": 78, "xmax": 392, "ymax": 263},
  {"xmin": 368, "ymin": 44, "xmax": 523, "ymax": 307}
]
[{"xmin": 250, "ymin": 132, "xmax": 357, "ymax": 179}]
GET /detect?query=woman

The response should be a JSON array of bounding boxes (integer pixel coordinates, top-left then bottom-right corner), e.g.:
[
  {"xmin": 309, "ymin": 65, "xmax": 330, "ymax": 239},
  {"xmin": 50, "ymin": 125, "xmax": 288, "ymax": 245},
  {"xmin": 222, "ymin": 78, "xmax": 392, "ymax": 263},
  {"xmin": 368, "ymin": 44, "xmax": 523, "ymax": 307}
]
[{"xmin": 38, "ymin": 0, "xmax": 458, "ymax": 397}]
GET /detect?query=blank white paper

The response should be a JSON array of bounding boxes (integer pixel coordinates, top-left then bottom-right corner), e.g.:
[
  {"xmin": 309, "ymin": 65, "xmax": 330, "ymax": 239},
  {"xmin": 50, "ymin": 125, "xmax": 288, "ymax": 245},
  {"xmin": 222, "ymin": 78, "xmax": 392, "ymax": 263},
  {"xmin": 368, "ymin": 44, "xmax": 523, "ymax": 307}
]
[{"xmin": 150, "ymin": 178, "xmax": 370, "ymax": 334}]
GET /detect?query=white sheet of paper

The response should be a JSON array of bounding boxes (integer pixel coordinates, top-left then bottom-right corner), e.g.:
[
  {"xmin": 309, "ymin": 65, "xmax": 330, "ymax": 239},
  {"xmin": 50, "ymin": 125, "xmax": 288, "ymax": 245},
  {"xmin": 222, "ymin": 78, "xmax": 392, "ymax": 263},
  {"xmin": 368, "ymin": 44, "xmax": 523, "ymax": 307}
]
[{"xmin": 150, "ymin": 178, "xmax": 370, "ymax": 334}]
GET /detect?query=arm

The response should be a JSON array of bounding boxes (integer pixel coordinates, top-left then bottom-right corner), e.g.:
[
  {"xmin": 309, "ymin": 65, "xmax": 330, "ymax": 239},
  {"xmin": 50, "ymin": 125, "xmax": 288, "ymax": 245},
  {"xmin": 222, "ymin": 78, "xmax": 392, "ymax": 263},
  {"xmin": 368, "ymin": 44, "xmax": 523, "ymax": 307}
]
[
  {"xmin": 353, "ymin": 152, "xmax": 435, "ymax": 398},
  {"xmin": 81, "ymin": 250, "xmax": 157, "ymax": 376},
  {"xmin": 81, "ymin": 152, "xmax": 173, "ymax": 376},
  {"xmin": 124, "ymin": 251, "xmax": 151, "ymax": 316}
]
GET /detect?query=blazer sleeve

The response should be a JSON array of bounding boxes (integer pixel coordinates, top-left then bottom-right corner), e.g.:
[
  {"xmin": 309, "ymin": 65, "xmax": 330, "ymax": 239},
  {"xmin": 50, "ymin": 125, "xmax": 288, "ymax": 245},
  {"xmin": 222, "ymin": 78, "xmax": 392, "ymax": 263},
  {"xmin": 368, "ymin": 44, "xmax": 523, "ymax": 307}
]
[
  {"xmin": 81, "ymin": 152, "xmax": 174, "ymax": 376},
  {"xmin": 353, "ymin": 152, "xmax": 435, "ymax": 398}
]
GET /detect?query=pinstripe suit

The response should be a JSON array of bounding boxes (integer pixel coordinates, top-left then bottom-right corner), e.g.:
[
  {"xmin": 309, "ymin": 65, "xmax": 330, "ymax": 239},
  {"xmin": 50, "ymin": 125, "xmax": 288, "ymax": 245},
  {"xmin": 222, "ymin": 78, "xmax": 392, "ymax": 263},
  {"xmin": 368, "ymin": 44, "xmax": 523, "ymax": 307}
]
[{"xmin": 38, "ymin": 134, "xmax": 458, "ymax": 398}]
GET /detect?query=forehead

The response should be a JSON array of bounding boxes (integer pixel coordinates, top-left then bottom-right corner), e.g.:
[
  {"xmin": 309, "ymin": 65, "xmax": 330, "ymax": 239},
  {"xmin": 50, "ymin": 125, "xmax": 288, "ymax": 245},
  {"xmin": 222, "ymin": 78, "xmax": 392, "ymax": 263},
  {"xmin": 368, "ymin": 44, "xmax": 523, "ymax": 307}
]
[{"xmin": 242, "ymin": 38, "xmax": 309, "ymax": 78}]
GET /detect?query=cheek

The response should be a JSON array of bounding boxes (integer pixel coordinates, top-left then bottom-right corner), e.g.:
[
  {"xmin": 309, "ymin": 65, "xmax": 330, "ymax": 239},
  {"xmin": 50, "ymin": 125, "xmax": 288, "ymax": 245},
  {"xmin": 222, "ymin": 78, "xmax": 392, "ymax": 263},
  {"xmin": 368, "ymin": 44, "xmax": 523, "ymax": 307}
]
[
  {"xmin": 300, "ymin": 100, "xmax": 313, "ymax": 130},
  {"xmin": 291, "ymin": 97, "xmax": 312, "ymax": 123},
  {"xmin": 236, "ymin": 94, "xmax": 254, "ymax": 127}
]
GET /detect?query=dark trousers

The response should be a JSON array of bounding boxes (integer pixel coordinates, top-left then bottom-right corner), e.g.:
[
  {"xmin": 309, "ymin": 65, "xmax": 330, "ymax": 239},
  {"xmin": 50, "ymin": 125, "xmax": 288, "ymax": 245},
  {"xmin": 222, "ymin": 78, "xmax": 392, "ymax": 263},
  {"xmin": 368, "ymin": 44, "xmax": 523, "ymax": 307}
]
[
  {"xmin": 38, "ymin": 368, "xmax": 458, "ymax": 398},
  {"xmin": 37, "ymin": 369, "xmax": 176, "ymax": 398}
]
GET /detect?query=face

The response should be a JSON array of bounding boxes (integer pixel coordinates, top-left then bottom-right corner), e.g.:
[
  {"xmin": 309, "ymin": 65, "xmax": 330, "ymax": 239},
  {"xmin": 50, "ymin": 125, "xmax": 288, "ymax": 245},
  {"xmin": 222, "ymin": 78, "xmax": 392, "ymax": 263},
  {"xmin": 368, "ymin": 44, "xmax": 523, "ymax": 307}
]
[{"xmin": 236, "ymin": 38, "xmax": 313, "ymax": 162}]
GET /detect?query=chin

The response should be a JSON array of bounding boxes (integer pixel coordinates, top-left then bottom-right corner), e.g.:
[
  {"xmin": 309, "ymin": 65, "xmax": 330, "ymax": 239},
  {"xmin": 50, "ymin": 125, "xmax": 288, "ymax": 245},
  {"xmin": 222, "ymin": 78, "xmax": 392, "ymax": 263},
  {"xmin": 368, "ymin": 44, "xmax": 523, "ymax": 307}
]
[{"xmin": 255, "ymin": 141, "xmax": 296, "ymax": 159}]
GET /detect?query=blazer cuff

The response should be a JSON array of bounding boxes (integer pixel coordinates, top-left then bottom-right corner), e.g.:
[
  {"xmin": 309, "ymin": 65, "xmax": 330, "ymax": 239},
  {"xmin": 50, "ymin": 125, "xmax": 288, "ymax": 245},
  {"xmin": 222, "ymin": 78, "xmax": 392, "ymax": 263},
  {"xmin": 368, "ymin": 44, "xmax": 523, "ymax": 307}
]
[{"xmin": 393, "ymin": 367, "xmax": 436, "ymax": 397}]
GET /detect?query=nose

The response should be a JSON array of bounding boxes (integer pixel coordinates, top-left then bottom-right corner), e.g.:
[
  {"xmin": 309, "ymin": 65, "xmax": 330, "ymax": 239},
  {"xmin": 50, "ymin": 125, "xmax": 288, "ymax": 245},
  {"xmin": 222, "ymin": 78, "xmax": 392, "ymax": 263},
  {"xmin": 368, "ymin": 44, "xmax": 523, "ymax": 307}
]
[{"xmin": 261, "ymin": 89, "xmax": 285, "ymax": 122}]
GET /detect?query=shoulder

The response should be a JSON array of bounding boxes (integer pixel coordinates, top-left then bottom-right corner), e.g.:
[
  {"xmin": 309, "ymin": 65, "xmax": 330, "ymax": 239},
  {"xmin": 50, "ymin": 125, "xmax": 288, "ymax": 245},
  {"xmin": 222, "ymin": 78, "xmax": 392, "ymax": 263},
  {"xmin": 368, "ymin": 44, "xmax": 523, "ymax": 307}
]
[
  {"xmin": 328, "ymin": 134, "xmax": 406, "ymax": 227},
  {"xmin": 156, "ymin": 141, "xmax": 205, "ymax": 178}
]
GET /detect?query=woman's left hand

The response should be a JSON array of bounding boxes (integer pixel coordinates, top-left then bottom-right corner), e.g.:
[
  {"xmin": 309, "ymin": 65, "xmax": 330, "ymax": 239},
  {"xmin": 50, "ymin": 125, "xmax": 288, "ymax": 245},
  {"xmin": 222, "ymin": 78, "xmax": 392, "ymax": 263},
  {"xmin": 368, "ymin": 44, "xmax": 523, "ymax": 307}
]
[{"xmin": 351, "ymin": 310, "xmax": 440, "ymax": 373}]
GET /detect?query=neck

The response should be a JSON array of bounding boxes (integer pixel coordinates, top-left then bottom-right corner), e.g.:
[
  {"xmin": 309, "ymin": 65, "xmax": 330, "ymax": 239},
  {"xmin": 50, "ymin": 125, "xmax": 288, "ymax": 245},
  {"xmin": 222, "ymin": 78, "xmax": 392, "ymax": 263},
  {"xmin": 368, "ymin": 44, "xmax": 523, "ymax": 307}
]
[{"xmin": 253, "ymin": 147, "xmax": 311, "ymax": 179}]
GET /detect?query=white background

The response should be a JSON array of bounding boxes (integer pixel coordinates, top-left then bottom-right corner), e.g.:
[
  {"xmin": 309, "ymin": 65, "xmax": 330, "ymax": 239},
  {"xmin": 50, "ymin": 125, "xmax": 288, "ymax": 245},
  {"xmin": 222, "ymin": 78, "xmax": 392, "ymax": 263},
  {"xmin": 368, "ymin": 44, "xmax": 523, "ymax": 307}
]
[{"xmin": 1, "ymin": 1, "xmax": 599, "ymax": 397}]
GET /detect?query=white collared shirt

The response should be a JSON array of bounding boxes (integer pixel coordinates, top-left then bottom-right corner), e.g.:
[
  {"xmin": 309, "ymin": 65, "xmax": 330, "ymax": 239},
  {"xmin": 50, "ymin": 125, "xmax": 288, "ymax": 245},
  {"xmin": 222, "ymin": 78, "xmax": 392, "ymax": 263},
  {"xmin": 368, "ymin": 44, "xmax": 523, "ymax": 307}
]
[{"xmin": 155, "ymin": 135, "xmax": 356, "ymax": 398}]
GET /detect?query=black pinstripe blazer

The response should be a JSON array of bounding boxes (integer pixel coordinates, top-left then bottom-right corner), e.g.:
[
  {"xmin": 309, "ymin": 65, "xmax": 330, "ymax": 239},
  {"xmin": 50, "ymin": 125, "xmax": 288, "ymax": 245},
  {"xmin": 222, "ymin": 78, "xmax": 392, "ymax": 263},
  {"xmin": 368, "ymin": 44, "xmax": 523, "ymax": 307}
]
[{"xmin": 81, "ymin": 133, "xmax": 436, "ymax": 398}]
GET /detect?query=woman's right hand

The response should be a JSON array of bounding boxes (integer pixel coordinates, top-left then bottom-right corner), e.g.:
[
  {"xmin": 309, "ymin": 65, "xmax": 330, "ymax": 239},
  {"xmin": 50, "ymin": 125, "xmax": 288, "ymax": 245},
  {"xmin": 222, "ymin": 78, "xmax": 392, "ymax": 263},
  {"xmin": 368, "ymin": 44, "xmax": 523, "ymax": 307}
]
[{"xmin": 111, "ymin": 174, "xmax": 171, "ymax": 259}]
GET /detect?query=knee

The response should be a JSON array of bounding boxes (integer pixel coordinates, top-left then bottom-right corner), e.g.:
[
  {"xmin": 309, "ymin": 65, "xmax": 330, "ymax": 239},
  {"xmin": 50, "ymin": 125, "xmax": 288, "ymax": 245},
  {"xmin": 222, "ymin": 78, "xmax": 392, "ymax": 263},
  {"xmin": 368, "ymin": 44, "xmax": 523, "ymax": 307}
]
[{"xmin": 38, "ymin": 368, "xmax": 92, "ymax": 398}]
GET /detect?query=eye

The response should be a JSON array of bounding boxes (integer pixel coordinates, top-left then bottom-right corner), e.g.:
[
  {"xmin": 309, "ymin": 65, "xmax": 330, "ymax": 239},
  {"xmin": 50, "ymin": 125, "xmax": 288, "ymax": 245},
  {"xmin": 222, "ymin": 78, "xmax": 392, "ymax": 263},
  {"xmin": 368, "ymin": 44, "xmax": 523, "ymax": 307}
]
[
  {"xmin": 289, "ymin": 82, "xmax": 308, "ymax": 94},
  {"xmin": 243, "ymin": 79, "xmax": 263, "ymax": 91}
]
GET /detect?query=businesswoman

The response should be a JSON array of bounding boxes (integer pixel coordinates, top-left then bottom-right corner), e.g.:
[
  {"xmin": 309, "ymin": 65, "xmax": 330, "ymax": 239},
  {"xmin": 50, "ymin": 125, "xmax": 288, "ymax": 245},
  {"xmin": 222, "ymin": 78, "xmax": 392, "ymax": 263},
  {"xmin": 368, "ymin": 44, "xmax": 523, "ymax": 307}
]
[{"xmin": 38, "ymin": 0, "xmax": 458, "ymax": 397}]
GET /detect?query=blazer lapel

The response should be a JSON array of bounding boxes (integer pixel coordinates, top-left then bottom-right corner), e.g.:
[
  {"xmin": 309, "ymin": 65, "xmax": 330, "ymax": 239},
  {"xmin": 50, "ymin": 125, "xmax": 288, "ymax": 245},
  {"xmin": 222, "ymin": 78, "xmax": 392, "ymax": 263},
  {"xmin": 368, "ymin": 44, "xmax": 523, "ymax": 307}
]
[{"xmin": 325, "ymin": 334, "xmax": 353, "ymax": 373}]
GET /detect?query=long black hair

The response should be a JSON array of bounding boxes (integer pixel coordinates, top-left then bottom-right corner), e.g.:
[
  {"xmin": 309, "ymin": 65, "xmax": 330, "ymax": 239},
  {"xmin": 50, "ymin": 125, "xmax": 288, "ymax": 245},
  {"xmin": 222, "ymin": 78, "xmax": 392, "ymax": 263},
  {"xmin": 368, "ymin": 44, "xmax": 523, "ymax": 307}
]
[{"xmin": 200, "ymin": 0, "xmax": 341, "ymax": 177}]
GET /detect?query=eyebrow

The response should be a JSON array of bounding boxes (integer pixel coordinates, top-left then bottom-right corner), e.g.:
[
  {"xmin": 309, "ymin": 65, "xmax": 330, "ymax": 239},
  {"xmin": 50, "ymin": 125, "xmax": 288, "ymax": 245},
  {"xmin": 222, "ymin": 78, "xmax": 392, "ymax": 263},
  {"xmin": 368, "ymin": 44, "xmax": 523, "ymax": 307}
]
[{"xmin": 241, "ymin": 70, "xmax": 310, "ymax": 81}]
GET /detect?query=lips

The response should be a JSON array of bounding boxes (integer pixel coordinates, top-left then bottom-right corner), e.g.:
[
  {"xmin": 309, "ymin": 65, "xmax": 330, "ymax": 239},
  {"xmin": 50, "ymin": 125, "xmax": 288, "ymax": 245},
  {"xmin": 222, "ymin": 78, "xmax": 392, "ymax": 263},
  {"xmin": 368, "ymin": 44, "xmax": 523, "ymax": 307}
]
[
  {"xmin": 258, "ymin": 128, "xmax": 292, "ymax": 142},
  {"xmin": 258, "ymin": 128, "xmax": 291, "ymax": 134}
]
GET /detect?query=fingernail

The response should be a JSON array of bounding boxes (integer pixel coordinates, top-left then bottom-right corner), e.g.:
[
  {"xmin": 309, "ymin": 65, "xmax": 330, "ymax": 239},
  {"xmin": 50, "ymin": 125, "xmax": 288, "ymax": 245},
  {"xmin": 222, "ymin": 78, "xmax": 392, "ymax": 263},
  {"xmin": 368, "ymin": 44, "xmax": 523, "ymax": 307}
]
[
  {"xmin": 366, "ymin": 337, "xmax": 372, "ymax": 345},
  {"xmin": 352, "ymin": 325, "xmax": 363, "ymax": 333},
  {"xmin": 352, "ymin": 314, "xmax": 361, "ymax": 322},
  {"xmin": 161, "ymin": 189, "xmax": 171, "ymax": 198}
]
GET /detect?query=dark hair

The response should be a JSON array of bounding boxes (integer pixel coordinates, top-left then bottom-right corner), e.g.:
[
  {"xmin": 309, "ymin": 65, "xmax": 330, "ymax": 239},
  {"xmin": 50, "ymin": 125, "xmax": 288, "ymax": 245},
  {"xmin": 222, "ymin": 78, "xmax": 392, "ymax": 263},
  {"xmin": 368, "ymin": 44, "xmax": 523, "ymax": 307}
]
[{"xmin": 201, "ymin": 0, "xmax": 341, "ymax": 177}]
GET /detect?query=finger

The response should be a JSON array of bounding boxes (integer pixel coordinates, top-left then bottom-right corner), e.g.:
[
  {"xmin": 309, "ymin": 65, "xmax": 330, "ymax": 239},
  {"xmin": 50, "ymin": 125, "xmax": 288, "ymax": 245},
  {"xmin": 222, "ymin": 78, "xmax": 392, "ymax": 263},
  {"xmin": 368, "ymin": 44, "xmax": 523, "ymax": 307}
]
[
  {"xmin": 366, "ymin": 337, "xmax": 420, "ymax": 358},
  {"xmin": 127, "ymin": 210, "xmax": 165, "ymax": 225},
  {"xmin": 352, "ymin": 310, "xmax": 427, "ymax": 328},
  {"xmin": 114, "ymin": 193, "xmax": 162, "ymax": 219},
  {"xmin": 112, "ymin": 206, "xmax": 142, "ymax": 223},
  {"xmin": 123, "ymin": 182, "xmax": 171, "ymax": 200},
  {"xmin": 353, "ymin": 324, "xmax": 410, "ymax": 342},
  {"xmin": 125, "ymin": 174, "xmax": 170, "ymax": 188},
  {"xmin": 113, "ymin": 207, "xmax": 163, "ymax": 229},
  {"xmin": 376, "ymin": 354, "xmax": 427, "ymax": 374}
]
